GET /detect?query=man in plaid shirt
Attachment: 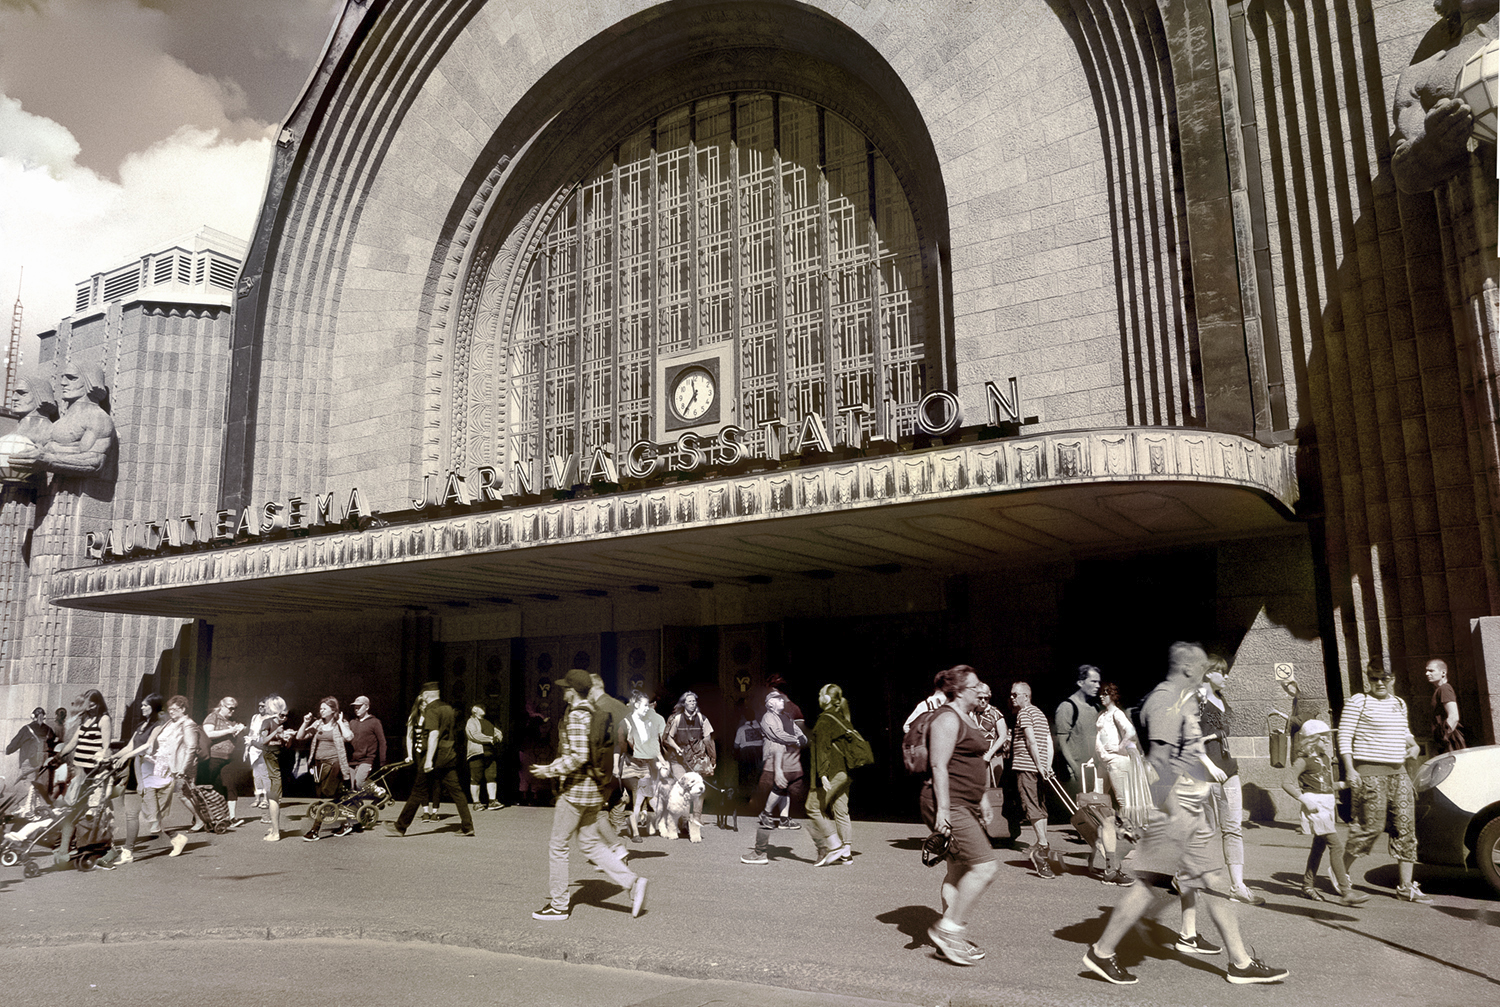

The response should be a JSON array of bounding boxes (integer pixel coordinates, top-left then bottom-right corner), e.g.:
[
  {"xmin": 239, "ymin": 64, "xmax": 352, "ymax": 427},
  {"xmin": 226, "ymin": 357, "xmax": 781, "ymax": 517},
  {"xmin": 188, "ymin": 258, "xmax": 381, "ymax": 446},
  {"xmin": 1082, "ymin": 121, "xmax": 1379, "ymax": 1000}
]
[{"xmin": 529, "ymin": 668, "xmax": 648, "ymax": 921}]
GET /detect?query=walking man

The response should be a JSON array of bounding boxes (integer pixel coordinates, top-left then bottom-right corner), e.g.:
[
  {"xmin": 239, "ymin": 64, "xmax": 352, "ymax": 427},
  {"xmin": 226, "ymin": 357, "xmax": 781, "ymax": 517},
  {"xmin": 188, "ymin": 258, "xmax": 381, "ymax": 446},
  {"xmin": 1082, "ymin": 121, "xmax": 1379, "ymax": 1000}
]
[
  {"xmin": 389, "ymin": 682, "xmax": 473, "ymax": 837},
  {"xmin": 1082, "ymin": 642, "xmax": 1288, "ymax": 986},
  {"xmin": 1425, "ymin": 659, "xmax": 1464, "ymax": 752},
  {"xmin": 740, "ymin": 689, "xmax": 808, "ymax": 864},
  {"xmin": 1054, "ymin": 665, "xmax": 1102, "ymax": 796},
  {"xmin": 334, "ymin": 695, "xmax": 387, "ymax": 837},
  {"xmin": 1008, "ymin": 681, "xmax": 1055, "ymax": 878},
  {"xmin": 530, "ymin": 669, "xmax": 648, "ymax": 921},
  {"xmin": 589, "ymin": 672, "xmax": 631, "ymax": 851}
]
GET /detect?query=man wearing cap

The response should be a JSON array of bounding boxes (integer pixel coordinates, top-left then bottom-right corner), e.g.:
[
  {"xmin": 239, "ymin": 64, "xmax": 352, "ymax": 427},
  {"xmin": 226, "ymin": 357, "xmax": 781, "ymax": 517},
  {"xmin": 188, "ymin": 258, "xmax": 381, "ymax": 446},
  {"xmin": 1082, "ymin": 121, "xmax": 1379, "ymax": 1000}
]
[
  {"xmin": 6, "ymin": 707, "xmax": 57, "ymax": 801},
  {"xmin": 331, "ymin": 696, "xmax": 388, "ymax": 838},
  {"xmin": 739, "ymin": 688, "xmax": 808, "ymax": 864},
  {"xmin": 529, "ymin": 669, "xmax": 648, "ymax": 921},
  {"xmin": 389, "ymin": 682, "xmax": 473, "ymax": 837},
  {"xmin": 1081, "ymin": 642, "xmax": 1288, "ymax": 987}
]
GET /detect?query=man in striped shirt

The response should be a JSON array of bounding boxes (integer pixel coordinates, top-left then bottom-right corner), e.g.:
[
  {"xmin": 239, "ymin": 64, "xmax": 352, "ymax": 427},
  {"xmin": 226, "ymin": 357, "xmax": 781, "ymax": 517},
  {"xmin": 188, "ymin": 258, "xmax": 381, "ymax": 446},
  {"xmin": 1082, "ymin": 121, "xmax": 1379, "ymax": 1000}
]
[
  {"xmin": 529, "ymin": 669, "xmax": 648, "ymax": 921},
  {"xmin": 1338, "ymin": 660, "xmax": 1429, "ymax": 903},
  {"xmin": 1008, "ymin": 681, "xmax": 1055, "ymax": 878}
]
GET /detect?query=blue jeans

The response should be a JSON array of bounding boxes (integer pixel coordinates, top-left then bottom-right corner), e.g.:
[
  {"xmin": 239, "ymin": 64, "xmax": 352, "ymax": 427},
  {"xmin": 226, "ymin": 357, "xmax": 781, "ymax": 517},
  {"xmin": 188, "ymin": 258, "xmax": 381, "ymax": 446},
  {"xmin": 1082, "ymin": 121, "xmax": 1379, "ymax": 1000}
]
[{"xmin": 548, "ymin": 798, "xmax": 636, "ymax": 911}]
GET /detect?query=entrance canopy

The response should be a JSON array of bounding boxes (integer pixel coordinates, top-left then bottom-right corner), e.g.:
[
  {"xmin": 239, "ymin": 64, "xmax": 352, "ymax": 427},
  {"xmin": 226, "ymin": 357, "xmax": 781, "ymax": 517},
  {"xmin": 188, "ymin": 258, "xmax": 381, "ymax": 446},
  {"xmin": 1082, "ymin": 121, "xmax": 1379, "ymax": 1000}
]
[{"xmin": 51, "ymin": 428, "xmax": 1298, "ymax": 618}]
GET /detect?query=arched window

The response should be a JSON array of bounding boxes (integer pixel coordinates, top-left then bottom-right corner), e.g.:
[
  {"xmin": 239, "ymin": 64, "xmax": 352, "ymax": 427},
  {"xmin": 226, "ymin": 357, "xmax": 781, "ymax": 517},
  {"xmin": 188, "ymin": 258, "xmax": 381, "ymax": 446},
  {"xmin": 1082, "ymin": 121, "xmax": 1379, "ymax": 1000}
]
[{"xmin": 501, "ymin": 91, "xmax": 929, "ymax": 476}]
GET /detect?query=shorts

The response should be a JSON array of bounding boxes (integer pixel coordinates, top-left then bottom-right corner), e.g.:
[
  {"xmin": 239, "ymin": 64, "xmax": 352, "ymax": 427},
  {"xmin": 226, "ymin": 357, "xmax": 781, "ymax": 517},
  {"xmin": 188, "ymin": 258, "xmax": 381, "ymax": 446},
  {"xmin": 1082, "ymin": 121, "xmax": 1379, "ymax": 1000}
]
[
  {"xmin": 920, "ymin": 786, "xmax": 996, "ymax": 867},
  {"xmin": 1016, "ymin": 771, "xmax": 1046, "ymax": 823},
  {"xmin": 1132, "ymin": 808, "xmax": 1225, "ymax": 889}
]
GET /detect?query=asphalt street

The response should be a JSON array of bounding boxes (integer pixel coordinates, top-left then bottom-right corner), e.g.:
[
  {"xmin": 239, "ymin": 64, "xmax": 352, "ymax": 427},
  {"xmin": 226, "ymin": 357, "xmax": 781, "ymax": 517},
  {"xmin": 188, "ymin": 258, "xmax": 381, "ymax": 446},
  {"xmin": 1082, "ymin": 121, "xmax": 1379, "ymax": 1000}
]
[{"xmin": 1, "ymin": 799, "xmax": 1496, "ymax": 1007}]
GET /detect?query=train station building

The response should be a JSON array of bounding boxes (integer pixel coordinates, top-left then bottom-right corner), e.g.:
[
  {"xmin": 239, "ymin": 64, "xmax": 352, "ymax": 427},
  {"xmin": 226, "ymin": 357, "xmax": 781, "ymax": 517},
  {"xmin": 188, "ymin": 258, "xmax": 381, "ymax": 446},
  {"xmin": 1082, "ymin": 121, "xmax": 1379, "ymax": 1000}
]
[{"xmin": 3, "ymin": 0, "xmax": 1496, "ymax": 817}]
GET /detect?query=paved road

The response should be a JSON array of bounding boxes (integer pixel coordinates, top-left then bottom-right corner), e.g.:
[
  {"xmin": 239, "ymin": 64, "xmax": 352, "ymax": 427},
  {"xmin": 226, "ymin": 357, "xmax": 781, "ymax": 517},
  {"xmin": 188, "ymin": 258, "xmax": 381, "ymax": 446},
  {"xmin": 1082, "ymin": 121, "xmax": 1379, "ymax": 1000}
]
[{"xmin": 2, "ymin": 801, "xmax": 1496, "ymax": 1006}]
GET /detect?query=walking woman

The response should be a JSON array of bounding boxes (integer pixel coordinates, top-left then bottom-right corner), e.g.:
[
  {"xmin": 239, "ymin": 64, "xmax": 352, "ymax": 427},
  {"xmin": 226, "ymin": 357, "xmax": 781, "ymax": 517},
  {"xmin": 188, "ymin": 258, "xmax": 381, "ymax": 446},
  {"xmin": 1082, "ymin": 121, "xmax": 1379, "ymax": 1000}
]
[
  {"xmin": 256, "ymin": 696, "xmax": 294, "ymax": 841},
  {"xmin": 662, "ymin": 691, "xmax": 715, "ymax": 842},
  {"xmin": 617, "ymin": 691, "xmax": 668, "ymax": 842},
  {"xmin": 808, "ymin": 683, "xmax": 858, "ymax": 867},
  {"xmin": 466, "ymin": 704, "xmax": 502, "ymax": 810},
  {"xmin": 143, "ymin": 695, "xmax": 202, "ymax": 857},
  {"xmin": 1197, "ymin": 657, "xmax": 1263, "ymax": 904},
  {"xmin": 923, "ymin": 665, "xmax": 999, "ymax": 967},
  {"xmin": 1088, "ymin": 682, "xmax": 1137, "ymax": 885},
  {"xmin": 52, "ymin": 689, "xmax": 113, "ymax": 866},
  {"xmin": 98, "ymin": 695, "xmax": 166, "ymax": 869},
  {"xmin": 296, "ymin": 697, "xmax": 352, "ymax": 841}
]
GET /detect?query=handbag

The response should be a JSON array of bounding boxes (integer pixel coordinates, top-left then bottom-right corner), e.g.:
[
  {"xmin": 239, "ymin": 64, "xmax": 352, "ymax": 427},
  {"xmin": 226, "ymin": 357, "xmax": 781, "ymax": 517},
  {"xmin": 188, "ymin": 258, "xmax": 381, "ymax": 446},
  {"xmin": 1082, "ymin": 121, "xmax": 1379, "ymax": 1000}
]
[
  {"xmin": 1267, "ymin": 711, "xmax": 1290, "ymax": 769},
  {"xmin": 980, "ymin": 762, "xmax": 1009, "ymax": 839},
  {"xmin": 827, "ymin": 714, "xmax": 875, "ymax": 769}
]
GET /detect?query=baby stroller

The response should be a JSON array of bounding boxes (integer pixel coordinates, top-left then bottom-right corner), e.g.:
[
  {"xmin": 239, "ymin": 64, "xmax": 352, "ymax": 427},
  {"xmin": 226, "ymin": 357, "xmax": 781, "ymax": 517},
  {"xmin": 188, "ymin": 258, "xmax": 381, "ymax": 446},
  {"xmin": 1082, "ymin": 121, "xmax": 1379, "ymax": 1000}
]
[
  {"xmin": 308, "ymin": 759, "xmax": 412, "ymax": 830},
  {"xmin": 1, "ymin": 760, "xmax": 125, "ymax": 875}
]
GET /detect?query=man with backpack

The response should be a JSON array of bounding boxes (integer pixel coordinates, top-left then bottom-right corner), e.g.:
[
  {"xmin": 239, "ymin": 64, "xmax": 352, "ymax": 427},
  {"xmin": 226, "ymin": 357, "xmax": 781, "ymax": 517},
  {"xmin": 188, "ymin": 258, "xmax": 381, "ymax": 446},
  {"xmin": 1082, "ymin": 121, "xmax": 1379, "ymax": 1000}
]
[
  {"xmin": 1053, "ymin": 665, "xmax": 1102, "ymax": 797},
  {"xmin": 588, "ymin": 672, "xmax": 630, "ymax": 853}
]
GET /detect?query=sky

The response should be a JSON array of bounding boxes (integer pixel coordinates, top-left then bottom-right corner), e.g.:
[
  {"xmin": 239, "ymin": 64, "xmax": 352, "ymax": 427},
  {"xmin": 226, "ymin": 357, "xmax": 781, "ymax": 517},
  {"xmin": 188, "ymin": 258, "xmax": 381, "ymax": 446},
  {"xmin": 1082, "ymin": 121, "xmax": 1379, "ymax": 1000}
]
[{"xmin": 0, "ymin": 0, "xmax": 343, "ymax": 371}]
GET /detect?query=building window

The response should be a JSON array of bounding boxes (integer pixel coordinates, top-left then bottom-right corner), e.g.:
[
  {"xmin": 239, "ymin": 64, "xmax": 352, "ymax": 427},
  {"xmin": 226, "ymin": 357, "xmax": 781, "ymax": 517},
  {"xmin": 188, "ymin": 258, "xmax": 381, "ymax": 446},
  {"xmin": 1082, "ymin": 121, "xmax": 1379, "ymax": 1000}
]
[{"xmin": 500, "ymin": 91, "xmax": 928, "ymax": 473}]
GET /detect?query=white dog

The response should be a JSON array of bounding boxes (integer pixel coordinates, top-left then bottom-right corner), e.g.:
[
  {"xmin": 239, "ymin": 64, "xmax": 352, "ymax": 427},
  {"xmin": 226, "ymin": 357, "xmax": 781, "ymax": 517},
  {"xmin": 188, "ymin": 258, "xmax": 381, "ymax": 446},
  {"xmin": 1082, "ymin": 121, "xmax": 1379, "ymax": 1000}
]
[{"xmin": 653, "ymin": 771, "xmax": 707, "ymax": 842}]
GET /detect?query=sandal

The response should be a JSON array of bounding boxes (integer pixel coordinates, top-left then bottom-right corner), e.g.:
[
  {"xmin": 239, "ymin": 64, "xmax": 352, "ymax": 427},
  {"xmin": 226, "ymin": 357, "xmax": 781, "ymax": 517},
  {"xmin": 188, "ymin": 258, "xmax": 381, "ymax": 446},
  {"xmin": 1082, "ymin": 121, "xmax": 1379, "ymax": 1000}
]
[{"xmin": 1301, "ymin": 885, "xmax": 1326, "ymax": 901}]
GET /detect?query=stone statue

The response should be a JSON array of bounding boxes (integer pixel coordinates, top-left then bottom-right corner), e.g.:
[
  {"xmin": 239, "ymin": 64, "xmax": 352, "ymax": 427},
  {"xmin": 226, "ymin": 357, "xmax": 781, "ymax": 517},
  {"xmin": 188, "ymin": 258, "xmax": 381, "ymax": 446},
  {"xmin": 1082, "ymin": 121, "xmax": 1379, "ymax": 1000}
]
[
  {"xmin": 9, "ymin": 373, "xmax": 56, "ymax": 444},
  {"xmin": 10, "ymin": 362, "xmax": 116, "ymax": 477},
  {"xmin": 1392, "ymin": 0, "xmax": 1498, "ymax": 193}
]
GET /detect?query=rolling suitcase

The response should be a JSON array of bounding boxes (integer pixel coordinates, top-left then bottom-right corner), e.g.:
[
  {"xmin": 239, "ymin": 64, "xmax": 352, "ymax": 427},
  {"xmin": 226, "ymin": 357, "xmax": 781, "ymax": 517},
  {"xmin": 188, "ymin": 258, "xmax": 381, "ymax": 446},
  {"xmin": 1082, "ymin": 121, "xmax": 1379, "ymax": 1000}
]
[{"xmin": 184, "ymin": 781, "xmax": 232, "ymax": 833}]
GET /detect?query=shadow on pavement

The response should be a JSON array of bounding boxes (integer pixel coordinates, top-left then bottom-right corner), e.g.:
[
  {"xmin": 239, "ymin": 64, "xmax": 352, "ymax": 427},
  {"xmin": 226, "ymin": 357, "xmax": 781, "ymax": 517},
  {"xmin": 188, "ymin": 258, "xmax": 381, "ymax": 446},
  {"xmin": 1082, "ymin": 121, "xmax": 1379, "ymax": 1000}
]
[{"xmin": 874, "ymin": 903, "xmax": 939, "ymax": 951}]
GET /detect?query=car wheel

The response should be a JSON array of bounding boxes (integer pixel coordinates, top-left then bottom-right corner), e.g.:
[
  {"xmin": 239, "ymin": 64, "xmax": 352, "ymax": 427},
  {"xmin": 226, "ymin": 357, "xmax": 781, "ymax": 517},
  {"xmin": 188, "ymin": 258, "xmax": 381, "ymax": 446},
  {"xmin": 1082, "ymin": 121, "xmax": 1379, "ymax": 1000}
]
[{"xmin": 1478, "ymin": 817, "xmax": 1500, "ymax": 897}]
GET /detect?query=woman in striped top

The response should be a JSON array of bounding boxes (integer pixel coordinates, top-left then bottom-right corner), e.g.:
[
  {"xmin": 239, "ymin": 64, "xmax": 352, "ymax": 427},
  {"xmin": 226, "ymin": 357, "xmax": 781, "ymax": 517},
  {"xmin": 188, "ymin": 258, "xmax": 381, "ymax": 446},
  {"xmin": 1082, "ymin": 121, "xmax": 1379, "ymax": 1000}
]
[
  {"xmin": 1336, "ymin": 662, "xmax": 1428, "ymax": 903},
  {"xmin": 52, "ymin": 690, "xmax": 113, "ymax": 867}
]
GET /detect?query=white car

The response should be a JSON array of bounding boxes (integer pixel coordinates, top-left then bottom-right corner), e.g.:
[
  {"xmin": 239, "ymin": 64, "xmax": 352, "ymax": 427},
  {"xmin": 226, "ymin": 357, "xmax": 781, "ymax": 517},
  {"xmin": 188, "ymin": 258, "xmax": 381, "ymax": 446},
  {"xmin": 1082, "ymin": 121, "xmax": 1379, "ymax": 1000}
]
[{"xmin": 1414, "ymin": 744, "xmax": 1500, "ymax": 896}]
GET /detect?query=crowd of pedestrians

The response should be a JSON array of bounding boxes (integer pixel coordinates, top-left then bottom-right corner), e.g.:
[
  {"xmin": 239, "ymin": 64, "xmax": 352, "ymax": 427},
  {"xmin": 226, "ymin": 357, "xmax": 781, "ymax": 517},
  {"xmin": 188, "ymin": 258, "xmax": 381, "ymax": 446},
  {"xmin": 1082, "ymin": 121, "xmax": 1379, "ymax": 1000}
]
[{"xmin": 3, "ymin": 643, "xmax": 1465, "ymax": 991}]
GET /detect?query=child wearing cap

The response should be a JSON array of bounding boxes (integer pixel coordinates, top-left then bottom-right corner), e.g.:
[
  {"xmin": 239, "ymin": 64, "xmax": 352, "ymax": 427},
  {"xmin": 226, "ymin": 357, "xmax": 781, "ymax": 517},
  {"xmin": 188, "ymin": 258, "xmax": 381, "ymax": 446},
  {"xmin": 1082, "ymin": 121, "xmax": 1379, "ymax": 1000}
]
[{"xmin": 1281, "ymin": 719, "xmax": 1368, "ymax": 906}]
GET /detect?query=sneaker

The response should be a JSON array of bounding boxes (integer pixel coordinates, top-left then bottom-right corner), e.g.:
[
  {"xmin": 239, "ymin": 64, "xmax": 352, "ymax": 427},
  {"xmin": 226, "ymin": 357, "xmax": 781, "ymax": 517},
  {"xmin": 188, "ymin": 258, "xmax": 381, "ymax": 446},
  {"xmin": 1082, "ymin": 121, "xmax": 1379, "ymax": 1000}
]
[
  {"xmin": 531, "ymin": 905, "xmax": 570, "ymax": 921},
  {"xmin": 757, "ymin": 815, "xmax": 777, "ymax": 831},
  {"xmin": 1226, "ymin": 955, "xmax": 1289, "ymax": 984},
  {"xmin": 813, "ymin": 848, "xmax": 843, "ymax": 868},
  {"xmin": 1101, "ymin": 869, "xmax": 1133, "ymax": 887},
  {"xmin": 385, "ymin": 823, "xmax": 406, "ymax": 838},
  {"xmin": 458, "ymin": 828, "xmax": 476, "ymax": 837},
  {"xmin": 778, "ymin": 818, "xmax": 801, "ymax": 830},
  {"xmin": 331, "ymin": 824, "xmax": 354, "ymax": 838},
  {"xmin": 1083, "ymin": 944, "xmax": 1137, "ymax": 985},
  {"xmin": 1301, "ymin": 885, "xmax": 1326, "ymax": 901},
  {"xmin": 258, "ymin": 815, "xmax": 273, "ymax": 825},
  {"xmin": 741, "ymin": 851, "xmax": 769, "ymax": 864},
  {"xmin": 927, "ymin": 923, "xmax": 980, "ymax": 966},
  {"xmin": 1334, "ymin": 889, "xmax": 1371, "ymax": 906},
  {"xmin": 1174, "ymin": 933, "xmax": 1222, "ymax": 956},
  {"xmin": 302, "ymin": 830, "xmax": 322, "ymax": 842},
  {"xmin": 169, "ymin": 833, "xmax": 188, "ymax": 857},
  {"xmin": 963, "ymin": 938, "xmax": 986, "ymax": 960},
  {"xmin": 1030, "ymin": 845, "xmax": 1055, "ymax": 879},
  {"xmin": 96, "ymin": 848, "xmax": 124, "ymax": 870},
  {"xmin": 630, "ymin": 876, "xmax": 648, "ymax": 917},
  {"xmin": 1396, "ymin": 883, "xmax": 1433, "ymax": 904}
]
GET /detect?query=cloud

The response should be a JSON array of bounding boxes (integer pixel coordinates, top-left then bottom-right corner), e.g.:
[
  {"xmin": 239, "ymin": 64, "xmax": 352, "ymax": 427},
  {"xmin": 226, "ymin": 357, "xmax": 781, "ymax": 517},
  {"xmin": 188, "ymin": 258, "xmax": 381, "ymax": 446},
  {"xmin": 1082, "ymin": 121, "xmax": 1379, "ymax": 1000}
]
[{"xmin": 0, "ymin": 96, "xmax": 273, "ymax": 365}]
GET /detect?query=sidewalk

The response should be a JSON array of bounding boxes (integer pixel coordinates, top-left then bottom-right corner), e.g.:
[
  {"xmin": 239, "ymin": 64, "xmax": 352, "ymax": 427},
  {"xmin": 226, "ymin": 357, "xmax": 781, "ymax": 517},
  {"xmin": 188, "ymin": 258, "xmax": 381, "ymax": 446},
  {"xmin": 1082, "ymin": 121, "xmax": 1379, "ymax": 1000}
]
[{"xmin": 2, "ymin": 801, "xmax": 1497, "ymax": 1007}]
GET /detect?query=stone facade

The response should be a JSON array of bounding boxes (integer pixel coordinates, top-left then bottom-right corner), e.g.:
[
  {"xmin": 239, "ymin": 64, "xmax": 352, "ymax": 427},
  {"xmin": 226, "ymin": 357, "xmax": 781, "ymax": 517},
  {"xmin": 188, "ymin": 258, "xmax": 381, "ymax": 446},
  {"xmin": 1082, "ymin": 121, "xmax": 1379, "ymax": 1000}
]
[{"xmin": 15, "ymin": 1, "xmax": 1500, "ymax": 819}]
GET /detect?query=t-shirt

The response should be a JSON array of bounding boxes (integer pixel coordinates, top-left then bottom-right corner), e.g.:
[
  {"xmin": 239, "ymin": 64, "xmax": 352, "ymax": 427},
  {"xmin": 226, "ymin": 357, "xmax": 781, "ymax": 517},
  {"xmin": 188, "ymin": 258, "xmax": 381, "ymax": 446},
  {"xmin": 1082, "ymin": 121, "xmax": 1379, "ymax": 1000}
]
[
  {"xmin": 1009, "ymin": 704, "xmax": 1053, "ymax": 774},
  {"xmin": 1138, "ymin": 680, "xmax": 1207, "ymax": 783},
  {"xmin": 1432, "ymin": 681, "xmax": 1457, "ymax": 738},
  {"xmin": 1053, "ymin": 691, "xmax": 1100, "ymax": 774},
  {"xmin": 204, "ymin": 710, "xmax": 238, "ymax": 760},
  {"xmin": 421, "ymin": 701, "xmax": 458, "ymax": 768}
]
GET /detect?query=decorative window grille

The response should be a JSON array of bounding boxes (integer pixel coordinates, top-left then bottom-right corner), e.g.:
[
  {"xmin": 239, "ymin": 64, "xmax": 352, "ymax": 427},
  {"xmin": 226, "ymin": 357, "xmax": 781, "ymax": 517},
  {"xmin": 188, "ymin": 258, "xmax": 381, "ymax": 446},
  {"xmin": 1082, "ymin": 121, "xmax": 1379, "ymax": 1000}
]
[{"xmin": 500, "ymin": 92, "xmax": 929, "ymax": 471}]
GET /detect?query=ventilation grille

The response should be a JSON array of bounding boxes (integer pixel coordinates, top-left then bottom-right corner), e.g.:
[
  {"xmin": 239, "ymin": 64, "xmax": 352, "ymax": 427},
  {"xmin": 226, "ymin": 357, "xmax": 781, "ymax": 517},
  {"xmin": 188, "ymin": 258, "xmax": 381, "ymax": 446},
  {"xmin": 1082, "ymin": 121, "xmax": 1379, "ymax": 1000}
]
[
  {"xmin": 75, "ymin": 286, "xmax": 91, "ymax": 313},
  {"xmin": 207, "ymin": 257, "xmax": 237, "ymax": 290},
  {"xmin": 101, "ymin": 270, "xmax": 140, "ymax": 303},
  {"xmin": 153, "ymin": 256, "xmax": 175, "ymax": 285}
]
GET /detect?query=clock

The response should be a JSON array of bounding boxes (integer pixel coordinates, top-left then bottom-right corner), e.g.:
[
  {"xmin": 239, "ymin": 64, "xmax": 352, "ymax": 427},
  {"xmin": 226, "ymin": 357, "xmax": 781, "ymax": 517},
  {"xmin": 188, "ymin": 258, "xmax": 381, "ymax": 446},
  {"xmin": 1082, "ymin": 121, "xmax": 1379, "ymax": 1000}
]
[{"xmin": 672, "ymin": 366, "xmax": 716, "ymax": 422}]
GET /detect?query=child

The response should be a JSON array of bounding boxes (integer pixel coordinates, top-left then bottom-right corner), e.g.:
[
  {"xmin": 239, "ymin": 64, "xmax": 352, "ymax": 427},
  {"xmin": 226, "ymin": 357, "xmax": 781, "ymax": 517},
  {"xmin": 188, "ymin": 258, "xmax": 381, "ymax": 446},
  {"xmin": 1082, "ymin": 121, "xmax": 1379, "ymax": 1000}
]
[{"xmin": 1281, "ymin": 719, "xmax": 1369, "ymax": 906}]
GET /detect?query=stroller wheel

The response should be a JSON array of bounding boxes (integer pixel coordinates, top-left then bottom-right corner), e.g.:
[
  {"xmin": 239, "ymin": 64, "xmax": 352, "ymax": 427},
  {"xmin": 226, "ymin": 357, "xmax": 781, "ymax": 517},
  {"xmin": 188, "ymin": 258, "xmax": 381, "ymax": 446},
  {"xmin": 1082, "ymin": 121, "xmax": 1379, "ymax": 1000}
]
[
  {"xmin": 0, "ymin": 850, "xmax": 18, "ymax": 867},
  {"xmin": 309, "ymin": 801, "xmax": 335, "ymax": 823},
  {"xmin": 76, "ymin": 853, "xmax": 99, "ymax": 872},
  {"xmin": 23, "ymin": 860, "xmax": 42, "ymax": 878},
  {"xmin": 357, "ymin": 806, "xmax": 380, "ymax": 829}
]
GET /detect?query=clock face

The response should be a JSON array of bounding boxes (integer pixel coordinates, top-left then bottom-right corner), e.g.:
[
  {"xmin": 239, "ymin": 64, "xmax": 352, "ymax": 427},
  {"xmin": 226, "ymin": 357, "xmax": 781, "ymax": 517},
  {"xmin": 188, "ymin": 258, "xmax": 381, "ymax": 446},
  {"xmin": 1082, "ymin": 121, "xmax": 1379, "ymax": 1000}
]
[{"xmin": 672, "ymin": 367, "xmax": 716, "ymax": 421}]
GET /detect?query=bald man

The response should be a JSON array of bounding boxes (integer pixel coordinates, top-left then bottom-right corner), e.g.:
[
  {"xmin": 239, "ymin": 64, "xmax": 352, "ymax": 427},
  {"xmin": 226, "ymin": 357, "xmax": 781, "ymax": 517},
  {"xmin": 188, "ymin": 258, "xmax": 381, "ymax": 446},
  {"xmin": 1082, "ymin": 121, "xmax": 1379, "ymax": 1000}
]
[
  {"xmin": 1008, "ymin": 681, "xmax": 1055, "ymax": 878},
  {"xmin": 1425, "ymin": 660, "xmax": 1464, "ymax": 752}
]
